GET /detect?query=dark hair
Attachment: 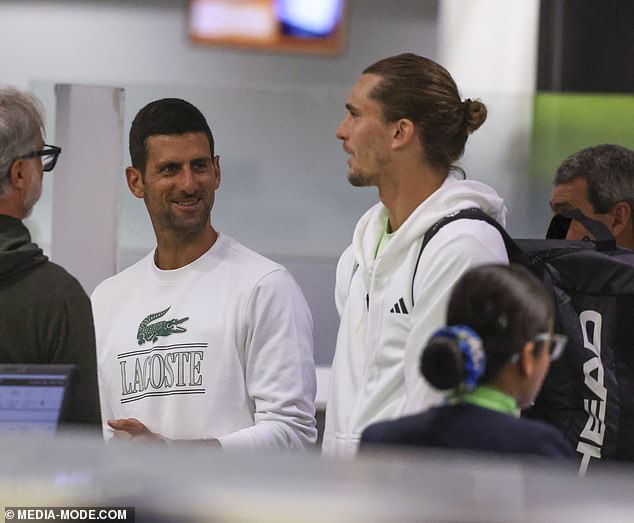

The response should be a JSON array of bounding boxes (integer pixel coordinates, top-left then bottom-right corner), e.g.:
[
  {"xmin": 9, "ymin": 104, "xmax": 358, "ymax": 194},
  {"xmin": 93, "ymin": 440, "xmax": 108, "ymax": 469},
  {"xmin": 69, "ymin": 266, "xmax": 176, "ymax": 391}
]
[
  {"xmin": 129, "ymin": 98, "xmax": 214, "ymax": 172},
  {"xmin": 554, "ymin": 144, "xmax": 634, "ymax": 214},
  {"xmin": 420, "ymin": 264, "xmax": 554, "ymax": 389},
  {"xmin": 363, "ymin": 53, "xmax": 486, "ymax": 176}
]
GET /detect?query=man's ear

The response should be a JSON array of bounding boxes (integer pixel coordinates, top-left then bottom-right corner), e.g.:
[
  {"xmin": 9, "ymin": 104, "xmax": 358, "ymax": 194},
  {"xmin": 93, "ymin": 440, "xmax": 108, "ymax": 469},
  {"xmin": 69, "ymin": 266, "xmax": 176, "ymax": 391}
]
[
  {"xmin": 608, "ymin": 201, "xmax": 631, "ymax": 239},
  {"xmin": 212, "ymin": 155, "xmax": 221, "ymax": 189},
  {"xmin": 125, "ymin": 166, "xmax": 145, "ymax": 199},
  {"xmin": 8, "ymin": 159, "xmax": 29, "ymax": 191},
  {"xmin": 391, "ymin": 118, "xmax": 416, "ymax": 151}
]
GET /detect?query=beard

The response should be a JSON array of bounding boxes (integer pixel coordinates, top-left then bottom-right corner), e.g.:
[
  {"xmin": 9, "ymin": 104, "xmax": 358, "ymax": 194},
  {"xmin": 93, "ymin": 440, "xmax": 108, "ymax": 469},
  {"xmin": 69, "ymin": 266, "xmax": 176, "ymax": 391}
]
[
  {"xmin": 163, "ymin": 210, "xmax": 210, "ymax": 235},
  {"xmin": 23, "ymin": 178, "xmax": 42, "ymax": 217},
  {"xmin": 149, "ymin": 192, "xmax": 214, "ymax": 239},
  {"xmin": 347, "ymin": 170, "xmax": 374, "ymax": 187},
  {"xmin": 345, "ymin": 146, "xmax": 389, "ymax": 188},
  {"xmin": 165, "ymin": 199, "xmax": 212, "ymax": 235},
  {"xmin": 347, "ymin": 158, "xmax": 387, "ymax": 188}
]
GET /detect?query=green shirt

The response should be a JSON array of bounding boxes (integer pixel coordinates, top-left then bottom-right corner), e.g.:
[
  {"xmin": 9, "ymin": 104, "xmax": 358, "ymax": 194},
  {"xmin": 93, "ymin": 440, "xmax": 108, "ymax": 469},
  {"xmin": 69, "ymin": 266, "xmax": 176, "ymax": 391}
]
[
  {"xmin": 375, "ymin": 217, "xmax": 395, "ymax": 258},
  {"xmin": 448, "ymin": 386, "xmax": 520, "ymax": 418}
]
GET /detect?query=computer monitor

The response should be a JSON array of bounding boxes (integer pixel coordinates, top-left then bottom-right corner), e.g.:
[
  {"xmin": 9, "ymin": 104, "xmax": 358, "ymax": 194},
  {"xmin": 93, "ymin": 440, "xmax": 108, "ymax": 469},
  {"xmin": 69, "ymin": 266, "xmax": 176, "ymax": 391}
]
[{"xmin": 0, "ymin": 364, "xmax": 78, "ymax": 434}]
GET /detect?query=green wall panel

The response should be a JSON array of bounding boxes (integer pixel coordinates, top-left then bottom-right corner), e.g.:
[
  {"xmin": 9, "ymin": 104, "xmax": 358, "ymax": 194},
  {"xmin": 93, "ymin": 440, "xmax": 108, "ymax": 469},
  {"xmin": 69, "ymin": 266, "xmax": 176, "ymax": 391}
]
[{"xmin": 531, "ymin": 93, "xmax": 634, "ymax": 183}]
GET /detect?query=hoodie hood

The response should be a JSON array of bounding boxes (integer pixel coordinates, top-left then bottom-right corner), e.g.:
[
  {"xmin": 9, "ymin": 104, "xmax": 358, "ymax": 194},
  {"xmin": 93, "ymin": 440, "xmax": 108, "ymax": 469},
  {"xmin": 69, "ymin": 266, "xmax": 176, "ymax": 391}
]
[
  {"xmin": 352, "ymin": 175, "xmax": 507, "ymax": 272},
  {"xmin": 0, "ymin": 214, "xmax": 48, "ymax": 284}
]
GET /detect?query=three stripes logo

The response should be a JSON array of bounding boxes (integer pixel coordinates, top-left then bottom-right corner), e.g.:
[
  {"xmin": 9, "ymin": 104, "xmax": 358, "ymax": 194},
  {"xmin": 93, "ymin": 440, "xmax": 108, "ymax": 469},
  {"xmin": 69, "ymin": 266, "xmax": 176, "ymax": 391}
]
[{"xmin": 390, "ymin": 297, "xmax": 409, "ymax": 314}]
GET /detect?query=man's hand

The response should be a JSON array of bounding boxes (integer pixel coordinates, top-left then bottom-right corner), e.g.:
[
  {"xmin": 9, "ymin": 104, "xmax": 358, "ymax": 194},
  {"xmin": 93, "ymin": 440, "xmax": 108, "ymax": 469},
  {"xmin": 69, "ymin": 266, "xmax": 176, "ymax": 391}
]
[
  {"xmin": 107, "ymin": 418, "xmax": 166, "ymax": 444},
  {"xmin": 107, "ymin": 418, "xmax": 222, "ymax": 448}
]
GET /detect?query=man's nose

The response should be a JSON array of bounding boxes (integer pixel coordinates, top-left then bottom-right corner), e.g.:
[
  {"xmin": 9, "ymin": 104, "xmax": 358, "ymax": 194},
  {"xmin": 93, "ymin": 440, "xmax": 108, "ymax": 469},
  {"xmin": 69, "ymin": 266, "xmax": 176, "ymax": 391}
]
[
  {"xmin": 565, "ymin": 221, "xmax": 589, "ymax": 241},
  {"xmin": 179, "ymin": 167, "xmax": 197, "ymax": 193},
  {"xmin": 335, "ymin": 117, "xmax": 348, "ymax": 140}
]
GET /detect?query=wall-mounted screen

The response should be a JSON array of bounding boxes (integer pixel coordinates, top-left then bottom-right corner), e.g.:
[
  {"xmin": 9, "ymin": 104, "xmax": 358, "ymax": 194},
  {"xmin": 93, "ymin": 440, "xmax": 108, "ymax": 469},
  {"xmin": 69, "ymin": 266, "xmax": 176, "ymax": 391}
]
[{"xmin": 189, "ymin": 0, "xmax": 347, "ymax": 55}]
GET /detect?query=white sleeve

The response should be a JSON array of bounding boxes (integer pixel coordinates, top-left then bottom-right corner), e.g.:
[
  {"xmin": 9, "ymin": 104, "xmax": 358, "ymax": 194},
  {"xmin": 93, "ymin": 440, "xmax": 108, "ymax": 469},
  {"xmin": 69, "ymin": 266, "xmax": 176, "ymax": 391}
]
[
  {"xmin": 91, "ymin": 287, "xmax": 115, "ymax": 441},
  {"xmin": 216, "ymin": 268, "xmax": 317, "ymax": 451},
  {"xmin": 97, "ymin": 363, "xmax": 115, "ymax": 441},
  {"xmin": 322, "ymin": 245, "xmax": 355, "ymax": 455},
  {"xmin": 402, "ymin": 220, "xmax": 509, "ymax": 414},
  {"xmin": 334, "ymin": 245, "xmax": 355, "ymax": 318}
]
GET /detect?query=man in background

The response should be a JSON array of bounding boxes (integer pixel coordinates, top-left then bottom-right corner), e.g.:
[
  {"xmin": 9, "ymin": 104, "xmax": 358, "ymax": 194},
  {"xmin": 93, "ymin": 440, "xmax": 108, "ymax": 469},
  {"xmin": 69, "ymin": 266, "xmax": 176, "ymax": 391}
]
[
  {"xmin": 0, "ymin": 86, "xmax": 100, "ymax": 426},
  {"xmin": 92, "ymin": 98, "xmax": 316, "ymax": 450},
  {"xmin": 529, "ymin": 143, "xmax": 634, "ymax": 469},
  {"xmin": 550, "ymin": 144, "xmax": 634, "ymax": 249}
]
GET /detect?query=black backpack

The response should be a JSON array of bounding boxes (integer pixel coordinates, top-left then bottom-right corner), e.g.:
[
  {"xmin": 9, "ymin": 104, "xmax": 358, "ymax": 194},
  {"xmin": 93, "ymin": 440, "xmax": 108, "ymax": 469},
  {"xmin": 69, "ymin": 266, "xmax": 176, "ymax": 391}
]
[{"xmin": 420, "ymin": 208, "xmax": 634, "ymax": 474}]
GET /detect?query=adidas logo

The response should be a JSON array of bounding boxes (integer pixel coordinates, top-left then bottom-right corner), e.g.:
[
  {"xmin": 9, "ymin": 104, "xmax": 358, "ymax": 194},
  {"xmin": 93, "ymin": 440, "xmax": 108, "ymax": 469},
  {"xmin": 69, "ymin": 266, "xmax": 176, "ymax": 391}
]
[{"xmin": 389, "ymin": 297, "xmax": 409, "ymax": 314}]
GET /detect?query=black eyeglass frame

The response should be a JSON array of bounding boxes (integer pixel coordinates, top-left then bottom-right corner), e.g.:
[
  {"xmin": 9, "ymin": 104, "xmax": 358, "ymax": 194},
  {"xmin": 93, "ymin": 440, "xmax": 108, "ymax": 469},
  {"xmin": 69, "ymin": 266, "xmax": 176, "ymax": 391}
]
[{"xmin": 15, "ymin": 144, "xmax": 62, "ymax": 172}]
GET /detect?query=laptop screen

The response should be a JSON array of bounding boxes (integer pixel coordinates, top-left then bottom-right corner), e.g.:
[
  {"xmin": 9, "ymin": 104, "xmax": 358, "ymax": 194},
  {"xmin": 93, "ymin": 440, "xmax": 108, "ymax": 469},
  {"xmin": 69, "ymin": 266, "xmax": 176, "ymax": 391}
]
[{"xmin": 0, "ymin": 364, "xmax": 77, "ymax": 433}]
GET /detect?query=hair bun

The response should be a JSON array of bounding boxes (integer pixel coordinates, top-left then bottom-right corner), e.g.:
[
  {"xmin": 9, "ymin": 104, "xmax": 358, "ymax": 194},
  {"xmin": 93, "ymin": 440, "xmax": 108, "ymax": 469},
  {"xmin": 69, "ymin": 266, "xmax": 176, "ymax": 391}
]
[
  {"xmin": 420, "ymin": 326, "xmax": 485, "ymax": 391},
  {"xmin": 420, "ymin": 336, "xmax": 465, "ymax": 390},
  {"xmin": 463, "ymin": 99, "xmax": 487, "ymax": 133}
]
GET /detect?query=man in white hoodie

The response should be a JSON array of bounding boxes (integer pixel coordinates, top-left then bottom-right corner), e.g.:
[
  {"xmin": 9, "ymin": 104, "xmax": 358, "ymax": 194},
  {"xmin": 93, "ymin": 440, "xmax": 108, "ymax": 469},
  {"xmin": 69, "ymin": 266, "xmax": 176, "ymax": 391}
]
[{"xmin": 322, "ymin": 53, "xmax": 509, "ymax": 457}]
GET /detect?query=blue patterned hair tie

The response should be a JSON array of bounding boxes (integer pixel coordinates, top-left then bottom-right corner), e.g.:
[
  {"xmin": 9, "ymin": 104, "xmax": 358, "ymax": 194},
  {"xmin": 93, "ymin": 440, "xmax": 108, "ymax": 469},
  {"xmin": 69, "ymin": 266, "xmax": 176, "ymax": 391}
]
[{"xmin": 431, "ymin": 325, "xmax": 486, "ymax": 390}]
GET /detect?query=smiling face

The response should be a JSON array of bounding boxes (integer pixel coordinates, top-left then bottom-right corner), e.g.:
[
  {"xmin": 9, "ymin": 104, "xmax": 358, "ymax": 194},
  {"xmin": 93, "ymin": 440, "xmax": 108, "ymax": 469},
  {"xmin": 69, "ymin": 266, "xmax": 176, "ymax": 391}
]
[
  {"xmin": 335, "ymin": 74, "xmax": 394, "ymax": 187},
  {"xmin": 126, "ymin": 132, "xmax": 220, "ymax": 246}
]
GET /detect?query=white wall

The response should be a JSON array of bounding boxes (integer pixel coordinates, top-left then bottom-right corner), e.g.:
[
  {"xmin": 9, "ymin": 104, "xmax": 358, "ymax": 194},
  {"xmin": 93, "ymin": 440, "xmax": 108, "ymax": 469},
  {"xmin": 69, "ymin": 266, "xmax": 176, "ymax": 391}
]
[
  {"xmin": 439, "ymin": 0, "xmax": 540, "ymax": 95},
  {"xmin": 52, "ymin": 85, "xmax": 124, "ymax": 295},
  {"xmin": 438, "ymin": 0, "xmax": 542, "ymax": 236}
]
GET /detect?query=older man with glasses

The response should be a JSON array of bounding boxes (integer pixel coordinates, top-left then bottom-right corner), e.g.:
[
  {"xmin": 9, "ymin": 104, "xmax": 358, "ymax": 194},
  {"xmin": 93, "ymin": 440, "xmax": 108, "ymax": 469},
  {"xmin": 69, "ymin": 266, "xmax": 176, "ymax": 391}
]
[{"xmin": 0, "ymin": 86, "xmax": 100, "ymax": 428}]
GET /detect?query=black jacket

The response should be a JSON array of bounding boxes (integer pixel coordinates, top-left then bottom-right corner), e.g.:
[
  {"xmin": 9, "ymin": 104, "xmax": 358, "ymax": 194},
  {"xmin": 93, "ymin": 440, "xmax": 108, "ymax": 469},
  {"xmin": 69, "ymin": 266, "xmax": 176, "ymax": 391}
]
[
  {"xmin": 0, "ymin": 214, "xmax": 100, "ymax": 425},
  {"xmin": 361, "ymin": 403, "xmax": 574, "ymax": 459}
]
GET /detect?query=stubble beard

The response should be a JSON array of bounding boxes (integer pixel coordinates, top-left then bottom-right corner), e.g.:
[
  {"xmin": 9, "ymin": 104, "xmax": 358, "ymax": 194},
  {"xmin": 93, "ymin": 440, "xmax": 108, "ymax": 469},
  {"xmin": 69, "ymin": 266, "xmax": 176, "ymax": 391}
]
[
  {"xmin": 347, "ymin": 155, "xmax": 387, "ymax": 188},
  {"xmin": 23, "ymin": 178, "xmax": 42, "ymax": 218},
  {"xmin": 164, "ymin": 204, "xmax": 212, "ymax": 237},
  {"xmin": 348, "ymin": 172, "xmax": 370, "ymax": 187},
  {"xmin": 153, "ymin": 193, "xmax": 214, "ymax": 241},
  {"xmin": 347, "ymin": 166, "xmax": 378, "ymax": 187}
]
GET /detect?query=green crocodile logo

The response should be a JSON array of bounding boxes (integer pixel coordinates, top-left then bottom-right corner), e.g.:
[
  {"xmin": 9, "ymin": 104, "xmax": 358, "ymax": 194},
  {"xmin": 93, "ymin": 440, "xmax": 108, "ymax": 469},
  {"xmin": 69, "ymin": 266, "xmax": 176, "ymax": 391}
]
[{"xmin": 137, "ymin": 307, "xmax": 189, "ymax": 345}]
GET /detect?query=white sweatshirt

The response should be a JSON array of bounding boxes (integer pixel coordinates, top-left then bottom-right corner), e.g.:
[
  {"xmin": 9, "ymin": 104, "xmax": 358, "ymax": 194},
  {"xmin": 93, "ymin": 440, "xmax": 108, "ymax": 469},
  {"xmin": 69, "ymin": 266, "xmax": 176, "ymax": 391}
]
[
  {"xmin": 322, "ymin": 175, "xmax": 509, "ymax": 457},
  {"xmin": 92, "ymin": 233, "xmax": 317, "ymax": 451}
]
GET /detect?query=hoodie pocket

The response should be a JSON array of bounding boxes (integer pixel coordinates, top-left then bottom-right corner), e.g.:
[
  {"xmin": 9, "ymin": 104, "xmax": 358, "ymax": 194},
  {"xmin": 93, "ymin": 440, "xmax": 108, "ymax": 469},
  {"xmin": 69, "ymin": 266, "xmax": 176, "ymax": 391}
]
[{"xmin": 375, "ymin": 313, "xmax": 411, "ymax": 369}]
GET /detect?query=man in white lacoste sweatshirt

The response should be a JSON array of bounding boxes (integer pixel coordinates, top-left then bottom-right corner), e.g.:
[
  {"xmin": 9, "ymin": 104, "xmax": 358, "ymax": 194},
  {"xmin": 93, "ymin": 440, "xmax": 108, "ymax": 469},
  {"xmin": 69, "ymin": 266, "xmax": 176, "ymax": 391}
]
[{"xmin": 92, "ymin": 98, "xmax": 316, "ymax": 451}]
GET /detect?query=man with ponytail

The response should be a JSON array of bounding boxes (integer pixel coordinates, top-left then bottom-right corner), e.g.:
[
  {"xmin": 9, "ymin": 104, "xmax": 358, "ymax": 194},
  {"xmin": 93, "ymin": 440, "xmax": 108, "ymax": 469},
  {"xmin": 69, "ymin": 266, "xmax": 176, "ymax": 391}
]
[{"xmin": 323, "ymin": 54, "xmax": 508, "ymax": 458}]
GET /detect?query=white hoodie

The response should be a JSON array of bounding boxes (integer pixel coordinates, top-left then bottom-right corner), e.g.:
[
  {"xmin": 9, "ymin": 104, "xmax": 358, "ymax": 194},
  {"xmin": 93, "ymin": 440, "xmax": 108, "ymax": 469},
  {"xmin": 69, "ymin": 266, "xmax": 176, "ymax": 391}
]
[{"xmin": 322, "ymin": 175, "xmax": 508, "ymax": 458}]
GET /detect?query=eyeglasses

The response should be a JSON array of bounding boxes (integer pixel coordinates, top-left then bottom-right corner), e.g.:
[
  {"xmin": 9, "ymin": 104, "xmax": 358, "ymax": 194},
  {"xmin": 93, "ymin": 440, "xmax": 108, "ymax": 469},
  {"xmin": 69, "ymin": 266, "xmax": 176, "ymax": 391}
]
[
  {"xmin": 533, "ymin": 332, "xmax": 568, "ymax": 361},
  {"xmin": 16, "ymin": 144, "xmax": 62, "ymax": 172}
]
